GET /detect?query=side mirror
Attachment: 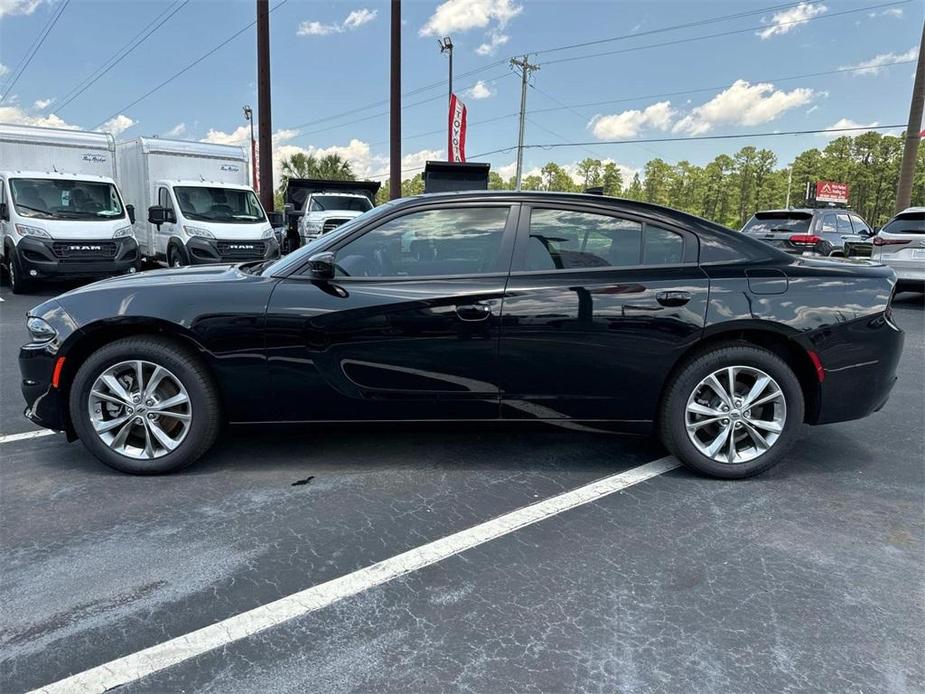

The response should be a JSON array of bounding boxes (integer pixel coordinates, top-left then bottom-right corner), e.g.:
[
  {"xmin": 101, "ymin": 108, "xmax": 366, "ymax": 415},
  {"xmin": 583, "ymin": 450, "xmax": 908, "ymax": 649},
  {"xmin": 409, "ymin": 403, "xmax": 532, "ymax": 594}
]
[
  {"xmin": 268, "ymin": 211, "xmax": 284, "ymax": 227},
  {"xmin": 126, "ymin": 204, "xmax": 135, "ymax": 225},
  {"xmin": 0, "ymin": 202, "xmax": 8, "ymax": 221},
  {"xmin": 148, "ymin": 205, "xmax": 168, "ymax": 226},
  {"xmin": 284, "ymin": 203, "xmax": 294, "ymax": 213},
  {"xmin": 307, "ymin": 251, "xmax": 335, "ymax": 279}
]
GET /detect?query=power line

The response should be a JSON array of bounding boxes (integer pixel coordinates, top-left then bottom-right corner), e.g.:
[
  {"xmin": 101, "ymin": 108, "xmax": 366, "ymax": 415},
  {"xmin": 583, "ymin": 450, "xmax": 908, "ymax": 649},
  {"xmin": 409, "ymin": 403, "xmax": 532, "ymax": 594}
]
[
  {"xmin": 543, "ymin": 1, "xmax": 909, "ymax": 67},
  {"xmin": 93, "ymin": 0, "xmax": 289, "ymax": 130},
  {"xmin": 55, "ymin": 1, "xmax": 190, "ymax": 113},
  {"xmin": 0, "ymin": 0, "xmax": 71, "ymax": 103}
]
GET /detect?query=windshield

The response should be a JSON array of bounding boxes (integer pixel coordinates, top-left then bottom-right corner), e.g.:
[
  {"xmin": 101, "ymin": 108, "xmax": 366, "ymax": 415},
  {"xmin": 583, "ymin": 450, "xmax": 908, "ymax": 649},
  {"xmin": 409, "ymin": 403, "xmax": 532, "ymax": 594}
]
[
  {"xmin": 882, "ymin": 212, "xmax": 924, "ymax": 235},
  {"xmin": 174, "ymin": 186, "xmax": 265, "ymax": 223},
  {"xmin": 10, "ymin": 178, "xmax": 124, "ymax": 221},
  {"xmin": 308, "ymin": 195, "xmax": 372, "ymax": 213},
  {"xmin": 263, "ymin": 200, "xmax": 399, "ymax": 276},
  {"xmin": 742, "ymin": 213, "xmax": 811, "ymax": 235}
]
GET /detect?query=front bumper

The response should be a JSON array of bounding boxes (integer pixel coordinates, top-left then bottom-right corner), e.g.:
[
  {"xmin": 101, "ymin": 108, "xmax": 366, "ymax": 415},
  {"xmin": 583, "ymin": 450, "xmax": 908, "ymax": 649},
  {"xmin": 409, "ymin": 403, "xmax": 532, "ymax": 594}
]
[
  {"xmin": 186, "ymin": 236, "xmax": 280, "ymax": 265},
  {"xmin": 16, "ymin": 236, "xmax": 138, "ymax": 279}
]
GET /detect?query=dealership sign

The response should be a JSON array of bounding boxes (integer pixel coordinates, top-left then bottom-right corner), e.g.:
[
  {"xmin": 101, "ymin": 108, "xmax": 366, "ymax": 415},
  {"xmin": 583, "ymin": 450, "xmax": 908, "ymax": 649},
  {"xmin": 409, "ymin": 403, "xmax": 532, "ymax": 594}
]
[
  {"xmin": 816, "ymin": 180, "xmax": 849, "ymax": 204},
  {"xmin": 448, "ymin": 93, "xmax": 467, "ymax": 163}
]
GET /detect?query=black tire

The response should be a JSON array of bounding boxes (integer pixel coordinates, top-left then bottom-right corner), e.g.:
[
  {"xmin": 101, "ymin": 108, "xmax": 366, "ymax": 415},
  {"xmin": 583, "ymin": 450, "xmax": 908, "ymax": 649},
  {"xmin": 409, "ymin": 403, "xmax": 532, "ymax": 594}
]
[
  {"xmin": 7, "ymin": 246, "xmax": 35, "ymax": 294},
  {"xmin": 68, "ymin": 336, "xmax": 221, "ymax": 474},
  {"xmin": 167, "ymin": 244, "xmax": 186, "ymax": 268},
  {"xmin": 659, "ymin": 343, "xmax": 804, "ymax": 479}
]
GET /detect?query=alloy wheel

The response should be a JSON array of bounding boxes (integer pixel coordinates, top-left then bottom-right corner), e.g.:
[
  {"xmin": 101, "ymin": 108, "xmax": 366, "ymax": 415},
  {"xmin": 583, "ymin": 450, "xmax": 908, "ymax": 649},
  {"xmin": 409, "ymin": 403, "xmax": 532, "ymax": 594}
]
[
  {"xmin": 685, "ymin": 365, "xmax": 786, "ymax": 464},
  {"xmin": 87, "ymin": 360, "xmax": 192, "ymax": 459}
]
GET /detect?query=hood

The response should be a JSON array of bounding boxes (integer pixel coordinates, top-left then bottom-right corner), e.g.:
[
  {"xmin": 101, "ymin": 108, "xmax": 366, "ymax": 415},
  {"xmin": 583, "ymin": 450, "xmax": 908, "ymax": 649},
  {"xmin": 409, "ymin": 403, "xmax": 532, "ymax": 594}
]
[
  {"xmin": 17, "ymin": 217, "xmax": 131, "ymax": 240},
  {"xmin": 179, "ymin": 219, "xmax": 271, "ymax": 240},
  {"xmin": 304, "ymin": 210, "xmax": 364, "ymax": 221},
  {"xmin": 56, "ymin": 263, "xmax": 242, "ymax": 299}
]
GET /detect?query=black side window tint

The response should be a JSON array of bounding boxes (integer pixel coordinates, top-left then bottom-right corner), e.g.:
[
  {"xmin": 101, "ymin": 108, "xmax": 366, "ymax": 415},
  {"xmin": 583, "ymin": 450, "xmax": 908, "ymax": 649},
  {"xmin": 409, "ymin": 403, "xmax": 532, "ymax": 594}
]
[
  {"xmin": 526, "ymin": 208, "xmax": 642, "ymax": 271},
  {"xmin": 643, "ymin": 225, "xmax": 684, "ymax": 265}
]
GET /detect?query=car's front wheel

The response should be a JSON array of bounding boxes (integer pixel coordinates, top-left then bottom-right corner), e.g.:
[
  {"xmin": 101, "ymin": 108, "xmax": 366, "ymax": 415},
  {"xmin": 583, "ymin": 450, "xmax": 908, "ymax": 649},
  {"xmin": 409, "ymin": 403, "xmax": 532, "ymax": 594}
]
[
  {"xmin": 69, "ymin": 336, "xmax": 220, "ymax": 474},
  {"xmin": 659, "ymin": 344, "xmax": 804, "ymax": 478}
]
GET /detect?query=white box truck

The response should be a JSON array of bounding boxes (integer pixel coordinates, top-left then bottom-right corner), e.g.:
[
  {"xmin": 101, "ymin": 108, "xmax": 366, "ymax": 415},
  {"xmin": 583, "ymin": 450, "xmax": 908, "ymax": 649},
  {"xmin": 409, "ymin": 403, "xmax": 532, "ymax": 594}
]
[
  {"xmin": 0, "ymin": 124, "xmax": 138, "ymax": 294},
  {"xmin": 115, "ymin": 137, "xmax": 279, "ymax": 267}
]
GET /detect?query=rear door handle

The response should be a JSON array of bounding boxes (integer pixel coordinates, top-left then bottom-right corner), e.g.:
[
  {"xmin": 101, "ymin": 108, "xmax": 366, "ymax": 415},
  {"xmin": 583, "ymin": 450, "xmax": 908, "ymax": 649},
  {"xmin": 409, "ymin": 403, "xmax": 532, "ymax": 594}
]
[
  {"xmin": 456, "ymin": 303, "xmax": 492, "ymax": 321},
  {"xmin": 656, "ymin": 290, "xmax": 692, "ymax": 307}
]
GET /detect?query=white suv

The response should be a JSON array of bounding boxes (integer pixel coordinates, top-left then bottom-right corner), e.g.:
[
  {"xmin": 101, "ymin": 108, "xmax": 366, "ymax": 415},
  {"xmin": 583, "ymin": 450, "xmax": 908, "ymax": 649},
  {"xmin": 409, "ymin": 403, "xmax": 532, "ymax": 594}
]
[{"xmin": 872, "ymin": 207, "xmax": 925, "ymax": 292}]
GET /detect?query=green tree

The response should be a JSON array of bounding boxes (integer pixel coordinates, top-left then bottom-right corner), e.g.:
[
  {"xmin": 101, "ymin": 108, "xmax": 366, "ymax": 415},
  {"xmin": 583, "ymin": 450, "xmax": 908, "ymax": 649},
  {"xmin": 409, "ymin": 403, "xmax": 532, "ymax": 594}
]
[
  {"xmin": 625, "ymin": 172, "xmax": 644, "ymax": 200},
  {"xmin": 642, "ymin": 159, "xmax": 673, "ymax": 206},
  {"xmin": 575, "ymin": 158, "xmax": 603, "ymax": 189},
  {"xmin": 601, "ymin": 162, "xmax": 623, "ymax": 197},
  {"xmin": 540, "ymin": 162, "xmax": 576, "ymax": 192}
]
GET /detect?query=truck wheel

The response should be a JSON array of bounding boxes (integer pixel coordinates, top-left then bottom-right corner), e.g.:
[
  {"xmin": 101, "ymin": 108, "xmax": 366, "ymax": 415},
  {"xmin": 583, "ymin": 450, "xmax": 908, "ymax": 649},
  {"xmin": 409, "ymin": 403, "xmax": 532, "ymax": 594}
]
[
  {"xmin": 658, "ymin": 343, "xmax": 804, "ymax": 479},
  {"xmin": 7, "ymin": 247, "xmax": 34, "ymax": 294},
  {"xmin": 69, "ymin": 336, "xmax": 221, "ymax": 474},
  {"xmin": 167, "ymin": 244, "xmax": 186, "ymax": 268}
]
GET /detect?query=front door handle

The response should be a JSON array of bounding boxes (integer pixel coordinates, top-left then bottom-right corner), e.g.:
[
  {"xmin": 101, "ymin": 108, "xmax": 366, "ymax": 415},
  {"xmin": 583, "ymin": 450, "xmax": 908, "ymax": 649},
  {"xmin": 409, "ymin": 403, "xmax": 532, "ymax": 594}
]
[
  {"xmin": 656, "ymin": 290, "xmax": 692, "ymax": 307},
  {"xmin": 456, "ymin": 303, "xmax": 492, "ymax": 321}
]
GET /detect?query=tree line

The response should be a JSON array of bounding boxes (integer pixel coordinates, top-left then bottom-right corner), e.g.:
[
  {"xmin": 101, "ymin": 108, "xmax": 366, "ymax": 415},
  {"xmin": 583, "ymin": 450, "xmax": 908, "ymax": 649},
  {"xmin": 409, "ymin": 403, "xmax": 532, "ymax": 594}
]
[{"xmin": 279, "ymin": 131, "xmax": 924, "ymax": 227}]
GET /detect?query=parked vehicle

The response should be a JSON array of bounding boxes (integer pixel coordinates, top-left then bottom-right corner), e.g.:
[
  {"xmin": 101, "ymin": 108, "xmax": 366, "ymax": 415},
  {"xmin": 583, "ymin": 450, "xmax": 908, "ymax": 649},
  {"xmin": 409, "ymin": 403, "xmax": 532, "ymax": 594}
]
[
  {"xmin": 115, "ymin": 137, "xmax": 278, "ymax": 267},
  {"xmin": 20, "ymin": 192, "xmax": 903, "ymax": 479},
  {"xmin": 284, "ymin": 179, "xmax": 379, "ymax": 248},
  {"xmin": 0, "ymin": 124, "xmax": 138, "ymax": 294},
  {"xmin": 871, "ymin": 207, "xmax": 925, "ymax": 292},
  {"xmin": 741, "ymin": 208, "xmax": 875, "ymax": 257}
]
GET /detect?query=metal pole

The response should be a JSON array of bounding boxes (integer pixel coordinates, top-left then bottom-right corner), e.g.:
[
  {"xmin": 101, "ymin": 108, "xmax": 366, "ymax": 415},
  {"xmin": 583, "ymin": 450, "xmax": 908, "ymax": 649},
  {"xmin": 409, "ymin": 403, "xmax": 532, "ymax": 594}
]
[
  {"xmin": 390, "ymin": 0, "xmax": 401, "ymax": 200},
  {"xmin": 785, "ymin": 167, "xmax": 792, "ymax": 208},
  {"xmin": 511, "ymin": 55, "xmax": 538, "ymax": 191},
  {"xmin": 256, "ymin": 0, "xmax": 274, "ymax": 212},
  {"xmin": 448, "ymin": 45, "xmax": 453, "ymax": 106},
  {"xmin": 895, "ymin": 22, "xmax": 925, "ymax": 214}
]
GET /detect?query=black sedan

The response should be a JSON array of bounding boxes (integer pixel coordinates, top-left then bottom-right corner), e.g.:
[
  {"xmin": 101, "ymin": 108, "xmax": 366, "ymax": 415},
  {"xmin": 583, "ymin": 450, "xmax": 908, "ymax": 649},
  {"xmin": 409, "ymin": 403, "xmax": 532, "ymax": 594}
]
[{"xmin": 19, "ymin": 192, "xmax": 904, "ymax": 478}]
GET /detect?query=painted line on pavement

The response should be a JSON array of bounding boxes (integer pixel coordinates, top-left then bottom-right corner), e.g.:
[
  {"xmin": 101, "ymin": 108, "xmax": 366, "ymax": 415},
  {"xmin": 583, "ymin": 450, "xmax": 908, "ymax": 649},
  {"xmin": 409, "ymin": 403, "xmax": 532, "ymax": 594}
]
[
  {"xmin": 31, "ymin": 455, "xmax": 680, "ymax": 693},
  {"xmin": 0, "ymin": 429, "xmax": 57, "ymax": 445}
]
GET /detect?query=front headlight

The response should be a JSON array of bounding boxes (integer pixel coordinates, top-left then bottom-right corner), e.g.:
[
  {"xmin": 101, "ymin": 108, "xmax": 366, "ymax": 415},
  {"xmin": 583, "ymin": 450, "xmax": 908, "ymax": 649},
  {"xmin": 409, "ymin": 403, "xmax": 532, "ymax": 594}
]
[
  {"xmin": 183, "ymin": 225, "xmax": 215, "ymax": 239},
  {"xmin": 260, "ymin": 226, "xmax": 275, "ymax": 239},
  {"xmin": 15, "ymin": 224, "xmax": 51, "ymax": 239},
  {"xmin": 303, "ymin": 221, "xmax": 322, "ymax": 234},
  {"xmin": 113, "ymin": 225, "xmax": 135, "ymax": 239},
  {"xmin": 26, "ymin": 316, "xmax": 57, "ymax": 342}
]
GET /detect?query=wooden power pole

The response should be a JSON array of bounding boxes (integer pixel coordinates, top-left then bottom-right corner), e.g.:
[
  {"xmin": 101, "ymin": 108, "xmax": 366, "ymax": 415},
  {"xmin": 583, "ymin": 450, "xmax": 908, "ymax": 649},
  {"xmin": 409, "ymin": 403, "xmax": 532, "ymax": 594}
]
[
  {"xmin": 390, "ymin": 0, "xmax": 401, "ymax": 200},
  {"xmin": 895, "ymin": 22, "xmax": 925, "ymax": 213},
  {"xmin": 256, "ymin": 0, "xmax": 274, "ymax": 212}
]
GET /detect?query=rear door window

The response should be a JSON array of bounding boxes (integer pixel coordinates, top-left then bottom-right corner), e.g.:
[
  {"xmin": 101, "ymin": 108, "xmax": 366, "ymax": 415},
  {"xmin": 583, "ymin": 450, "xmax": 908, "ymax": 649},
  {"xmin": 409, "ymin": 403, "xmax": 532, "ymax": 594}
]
[
  {"xmin": 836, "ymin": 213, "xmax": 853, "ymax": 234},
  {"xmin": 818, "ymin": 214, "xmax": 837, "ymax": 233}
]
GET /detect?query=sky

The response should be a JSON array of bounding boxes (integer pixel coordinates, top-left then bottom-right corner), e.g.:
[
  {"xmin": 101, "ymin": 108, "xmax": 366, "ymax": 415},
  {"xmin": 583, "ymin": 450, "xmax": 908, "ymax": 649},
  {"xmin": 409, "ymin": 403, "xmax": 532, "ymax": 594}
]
[{"xmin": 0, "ymin": 0, "xmax": 922, "ymax": 188}]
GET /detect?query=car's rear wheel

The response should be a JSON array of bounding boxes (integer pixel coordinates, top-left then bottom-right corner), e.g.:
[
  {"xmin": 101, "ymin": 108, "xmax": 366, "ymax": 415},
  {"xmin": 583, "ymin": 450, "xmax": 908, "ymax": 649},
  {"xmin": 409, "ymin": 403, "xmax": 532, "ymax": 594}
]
[
  {"xmin": 69, "ymin": 336, "xmax": 220, "ymax": 474},
  {"xmin": 659, "ymin": 344, "xmax": 804, "ymax": 479}
]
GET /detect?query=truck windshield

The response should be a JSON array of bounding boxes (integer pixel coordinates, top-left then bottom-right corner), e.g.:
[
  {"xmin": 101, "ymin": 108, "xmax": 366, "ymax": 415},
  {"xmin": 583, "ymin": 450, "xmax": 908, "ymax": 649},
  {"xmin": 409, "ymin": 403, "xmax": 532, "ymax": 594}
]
[
  {"xmin": 10, "ymin": 178, "xmax": 124, "ymax": 221},
  {"xmin": 174, "ymin": 186, "xmax": 265, "ymax": 223},
  {"xmin": 308, "ymin": 195, "xmax": 372, "ymax": 213}
]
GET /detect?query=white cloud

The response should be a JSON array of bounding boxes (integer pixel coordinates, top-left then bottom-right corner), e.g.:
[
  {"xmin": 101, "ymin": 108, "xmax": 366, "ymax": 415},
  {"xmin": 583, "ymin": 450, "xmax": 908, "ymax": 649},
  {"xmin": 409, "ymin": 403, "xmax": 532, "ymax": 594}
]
[
  {"xmin": 672, "ymin": 80, "xmax": 814, "ymax": 135},
  {"xmin": 297, "ymin": 7, "xmax": 377, "ymax": 36},
  {"xmin": 464, "ymin": 80, "xmax": 494, "ymax": 99},
  {"xmin": 757, "ymin": 2, "xmax": 826, "ymax": 40},
  {"xmin": 32, "ymin": 97, "xmax": 53, "ymax": 110},
  {"xmin": 164, "ymin": 122, "xmax": 187, "ymax": 137},
  {"xmin": 590, "ymin": 101, "xmax": 675, "ymax": 139},
  {"xmin": 99, "ymin": 114, "xmax": 136, "ymax": 136},
  {"xmin": 0, "ymin": 63, "xmax": 8, "ymax": 78},
  {"xmin": 0, "ymin": 104, "xmax": 78, "ymax": 129},
  {"xmin": 0, "ymin": 0, "xmax": 44, "ymax": 19},
  {"xmin": 841, "ymin": 47, "xmax": 917, "ymax": 76},
  {"xmin": 495, "ymin": 161, "xmax": 517, "ymax": 180},
  {"xmin": 420, "ymin": 0, "xmax": 522, "ymax": 56},
  {"xmin": 476, "ymin": 29, "xmax": 509, "ymax": 56},
  {"xmin": 869, "ymin": 7, "xmax": 903, "ymax": 18},
  {"xmin": 821, "ymin": 118, "xmax": 879, "ymax": 138}
]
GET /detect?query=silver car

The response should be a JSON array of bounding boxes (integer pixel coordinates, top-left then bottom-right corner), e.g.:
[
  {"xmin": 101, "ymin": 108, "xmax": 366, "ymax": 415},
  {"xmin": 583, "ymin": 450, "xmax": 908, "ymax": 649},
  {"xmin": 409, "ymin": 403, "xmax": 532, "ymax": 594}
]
[{"xmin": 872, "ymin": 207, "xmax": 925, "ymax": 292}]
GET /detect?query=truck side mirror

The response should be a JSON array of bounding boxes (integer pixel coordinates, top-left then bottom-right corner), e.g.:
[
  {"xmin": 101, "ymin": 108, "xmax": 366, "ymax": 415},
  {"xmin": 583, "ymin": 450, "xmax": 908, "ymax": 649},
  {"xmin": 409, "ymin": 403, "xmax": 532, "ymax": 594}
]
[
  {"xmin": 0, "ymin": 202, "xmax": 8, "ymax": 222},
  {"xmin": 148, "ymin": 205, "xmax": 168, "ymax": 227},
  {"xmin": 307, "ymin": 252, "xmax": 336, "ymax": 280},
  {"xmin": 126, "ymin": 204, "xmax": 135, "ymax": 225},
  {"xmin": 268, "ymin": 211, "xmax": 284, "ymax": 227}
]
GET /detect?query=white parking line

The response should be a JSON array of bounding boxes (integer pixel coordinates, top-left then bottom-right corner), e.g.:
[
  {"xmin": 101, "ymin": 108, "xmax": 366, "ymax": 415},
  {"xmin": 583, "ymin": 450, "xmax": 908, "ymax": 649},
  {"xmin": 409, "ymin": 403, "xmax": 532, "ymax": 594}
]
[
  {"xmin": 0, "ymin": 429, "xmax": 57, "ymax": 445},
  {"xmin": 31, "ymin": 455, "xmax": 680, "ymax": 694}
]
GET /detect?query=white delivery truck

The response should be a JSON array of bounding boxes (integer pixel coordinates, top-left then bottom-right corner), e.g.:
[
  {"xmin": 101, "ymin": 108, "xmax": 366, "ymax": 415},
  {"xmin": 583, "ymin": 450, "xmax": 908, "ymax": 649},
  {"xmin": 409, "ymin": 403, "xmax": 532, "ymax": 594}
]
[
  {"xmin": 116, "ymin": 137, "xmax": 279, "ymax": 267},
  {"xmin": 0, "ymin": 124, "xmax": 138, "ymax": 294}
]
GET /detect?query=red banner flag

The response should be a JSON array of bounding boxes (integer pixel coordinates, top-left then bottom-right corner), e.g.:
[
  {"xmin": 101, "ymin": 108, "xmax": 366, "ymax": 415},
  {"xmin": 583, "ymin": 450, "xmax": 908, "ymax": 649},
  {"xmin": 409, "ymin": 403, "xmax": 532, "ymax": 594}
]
[{"xmin": 448, "ymin": 93, "xmax": 467, "ymax": 162}]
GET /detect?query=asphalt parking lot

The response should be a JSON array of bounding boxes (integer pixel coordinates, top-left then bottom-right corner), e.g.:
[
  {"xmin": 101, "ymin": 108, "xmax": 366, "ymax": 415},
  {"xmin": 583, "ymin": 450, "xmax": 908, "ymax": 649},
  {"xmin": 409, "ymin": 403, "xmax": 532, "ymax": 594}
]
[{"xmin": 1, "ymin": 282, "xmax": 923, "ymax": 693}]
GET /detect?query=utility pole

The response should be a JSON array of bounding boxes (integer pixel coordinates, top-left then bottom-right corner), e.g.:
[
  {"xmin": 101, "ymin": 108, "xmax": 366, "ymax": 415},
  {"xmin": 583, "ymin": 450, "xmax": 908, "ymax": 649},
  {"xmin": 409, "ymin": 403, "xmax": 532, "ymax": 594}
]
[
  {"xmin": 243, "ymin": 105, "xmax": 257, "ymax": 190},
  {"xmin": 785, "ymin": 166, "xmax": 793, "ymax": 208},
  {"xmin": 390, "ymin": 0, "xmax": 401, "ymax": 200},
  {"xmin": 439, "ymin": 36, "xmax": 454, "ymax": 155},
  {"xmin": 256, "ymin": 0, "xmax": 274, "ymax": 212},
  {"xmin": 895, "ymin": 22, "xmax": 925, "ymax": 214},
  {"xmin": 510, "ymin": 55, "xmax": 539, "ymax": 190}
]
